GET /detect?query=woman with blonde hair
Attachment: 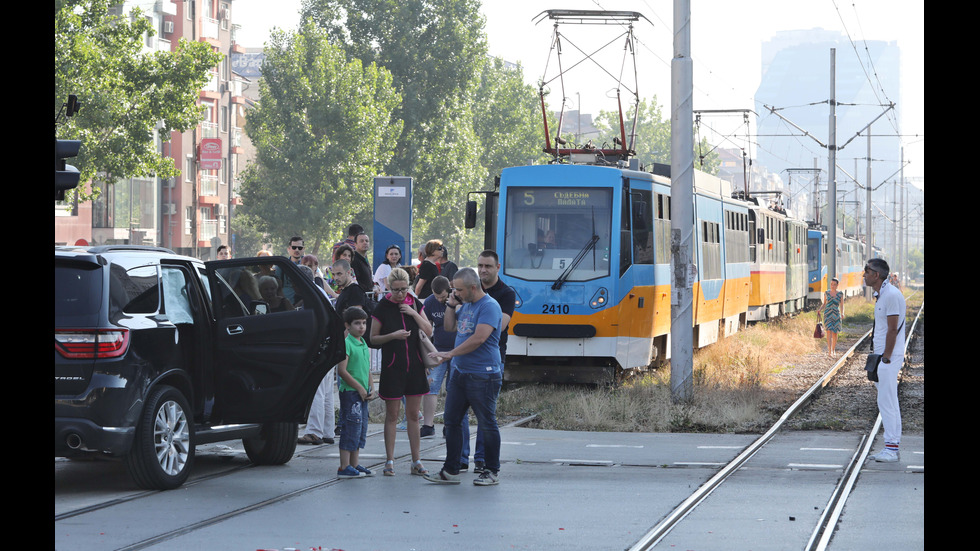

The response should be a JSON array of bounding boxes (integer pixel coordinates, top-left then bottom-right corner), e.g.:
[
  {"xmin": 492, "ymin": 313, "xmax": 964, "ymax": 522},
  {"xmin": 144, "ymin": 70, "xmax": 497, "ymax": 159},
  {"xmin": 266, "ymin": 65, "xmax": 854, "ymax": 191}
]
[{"xmin": 370, "ymin": 267, "xmax": 433, "ymax": 476}]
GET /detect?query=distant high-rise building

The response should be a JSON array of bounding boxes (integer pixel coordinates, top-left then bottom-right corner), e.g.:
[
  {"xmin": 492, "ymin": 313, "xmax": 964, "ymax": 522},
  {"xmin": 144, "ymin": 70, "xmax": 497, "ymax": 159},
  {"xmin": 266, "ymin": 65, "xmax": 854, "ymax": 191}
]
[{"xmin": 754, "ymin": 28, "xmax": 902, "ymax": 233}]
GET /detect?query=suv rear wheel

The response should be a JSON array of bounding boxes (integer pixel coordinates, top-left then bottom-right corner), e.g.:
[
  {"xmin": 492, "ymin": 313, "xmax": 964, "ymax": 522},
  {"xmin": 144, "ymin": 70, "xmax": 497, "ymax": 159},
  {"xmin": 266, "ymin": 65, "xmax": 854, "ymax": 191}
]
[
  {"xmin": 125, "ymin": 385, "xmax": 195, "ymax": 490},
  {"xmin": 243, "ymin": 422, "xmax": 298, "ymax": 465}
]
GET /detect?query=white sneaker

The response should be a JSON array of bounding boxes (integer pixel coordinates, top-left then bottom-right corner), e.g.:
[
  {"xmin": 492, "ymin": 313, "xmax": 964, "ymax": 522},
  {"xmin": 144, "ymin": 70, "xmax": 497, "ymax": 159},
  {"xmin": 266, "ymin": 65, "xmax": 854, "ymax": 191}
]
[{"xmin": 871, "ymin": 449, "xmax": 900, "ymax": 463}]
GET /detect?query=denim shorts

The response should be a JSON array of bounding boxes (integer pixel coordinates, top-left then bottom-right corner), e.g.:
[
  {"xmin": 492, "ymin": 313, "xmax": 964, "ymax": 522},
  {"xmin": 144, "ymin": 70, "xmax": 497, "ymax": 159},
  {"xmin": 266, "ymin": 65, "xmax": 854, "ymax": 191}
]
[
  {"xmin": 338, "ymin": 390, "xmax": 369, "ymax": 451},
  {"xmin": 427, "ymin": 359, "xmax": 451, "ymax": 395}
]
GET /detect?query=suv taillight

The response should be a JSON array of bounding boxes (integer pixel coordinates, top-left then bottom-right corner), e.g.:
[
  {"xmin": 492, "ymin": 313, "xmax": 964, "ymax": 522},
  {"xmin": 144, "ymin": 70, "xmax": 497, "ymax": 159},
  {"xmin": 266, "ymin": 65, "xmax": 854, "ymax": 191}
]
[{"xmin": 55, "ymin": 329, "xmax": 130, "ymax": 359}]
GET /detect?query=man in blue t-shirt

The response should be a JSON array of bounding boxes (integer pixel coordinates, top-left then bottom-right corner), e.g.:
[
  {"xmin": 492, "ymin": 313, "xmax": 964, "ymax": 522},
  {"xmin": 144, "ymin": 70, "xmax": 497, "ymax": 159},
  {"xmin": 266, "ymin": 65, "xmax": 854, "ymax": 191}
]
[{"xmin": 423, "ymin": 268, "xmax": 503, "ymax": 486}]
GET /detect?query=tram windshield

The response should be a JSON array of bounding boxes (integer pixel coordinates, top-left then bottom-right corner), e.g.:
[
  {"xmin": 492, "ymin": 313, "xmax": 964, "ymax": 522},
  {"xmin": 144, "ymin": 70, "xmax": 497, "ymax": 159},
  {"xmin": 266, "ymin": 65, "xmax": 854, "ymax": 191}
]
[
  {"xmin": 807, "ymin": 236, "xmax": 821, "ymax": 272},
  {"xmin": 503, "ymin": 187, "xmax": 612, "ymax": 281}
]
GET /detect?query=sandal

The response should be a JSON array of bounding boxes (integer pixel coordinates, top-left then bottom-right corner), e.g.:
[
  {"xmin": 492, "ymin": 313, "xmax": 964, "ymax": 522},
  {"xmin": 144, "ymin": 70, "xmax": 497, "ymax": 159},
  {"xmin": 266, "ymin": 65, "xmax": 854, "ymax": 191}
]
[
  {"xmin": 411, "ymin": 460, "xmax": 428, "ymax": 476},
  {"xmin": 383, "ymin": 460, "xmax": 395, "ymax": 476}
]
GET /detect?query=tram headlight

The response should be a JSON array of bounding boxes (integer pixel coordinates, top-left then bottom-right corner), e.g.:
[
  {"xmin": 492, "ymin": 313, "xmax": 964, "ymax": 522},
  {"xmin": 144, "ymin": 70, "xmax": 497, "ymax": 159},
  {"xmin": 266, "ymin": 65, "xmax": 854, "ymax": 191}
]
[
  {"xmin": 513, "ymin": 289, "xmax": 523, "ymax": 309},
  {"xmin": 589, "ymin": 287, "xmax": 608, "ymax": 309}
]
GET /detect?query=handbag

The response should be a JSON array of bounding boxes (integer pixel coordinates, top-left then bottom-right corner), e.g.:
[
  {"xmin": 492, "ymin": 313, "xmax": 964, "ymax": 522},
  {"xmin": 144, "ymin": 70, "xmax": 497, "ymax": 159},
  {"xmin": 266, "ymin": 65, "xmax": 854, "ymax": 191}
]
[
  {"xmin": 813, "ymin": 322, "xmax": 824, "ymax": 339},
  {"xmin": 864, "ymin": 354, "xmax": 881, "ymax": 382},
  {"xmin": 419, "ymin": 331, "xmax": 442, "ymax": 368}
]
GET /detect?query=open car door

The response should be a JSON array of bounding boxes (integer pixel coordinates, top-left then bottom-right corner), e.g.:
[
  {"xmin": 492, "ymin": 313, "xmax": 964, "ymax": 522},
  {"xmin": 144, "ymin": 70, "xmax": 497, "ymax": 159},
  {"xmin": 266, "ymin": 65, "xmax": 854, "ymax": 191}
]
[{"xmin": 204, "ymin": 257, "xmax": 344, "ymax": 423}]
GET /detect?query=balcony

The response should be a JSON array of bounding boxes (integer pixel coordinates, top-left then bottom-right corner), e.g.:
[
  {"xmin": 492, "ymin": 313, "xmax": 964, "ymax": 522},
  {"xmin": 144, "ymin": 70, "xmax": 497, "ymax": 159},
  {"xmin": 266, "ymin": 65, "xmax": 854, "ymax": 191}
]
[
  {"xmin": 231, "ymin": 24, "xmax": 246, "ymax": 54},
  {"xmin": 200, "ymin": 17, "xmax": 220, "ymax": 46},
  {"xmin": 201, "ymin": 121, "xmax": 218, "ymax": 139},
  {"xmin": 200, "ymin": 72, "xmax": 220, "ymax": 100},
  {"xmin": 157, "ymin": 0, "xmax": 177, "ymax": 16},
  {"xmin": 198, "ymin": 218, "xmax": 218, "ymax": 247},
  {"xmin": 199, "ymin": 174, "xmax": 219, "ymax": 201},
  {"xmin": 231, "ymin": 126, "xmax": 244, "ymax": 153}
]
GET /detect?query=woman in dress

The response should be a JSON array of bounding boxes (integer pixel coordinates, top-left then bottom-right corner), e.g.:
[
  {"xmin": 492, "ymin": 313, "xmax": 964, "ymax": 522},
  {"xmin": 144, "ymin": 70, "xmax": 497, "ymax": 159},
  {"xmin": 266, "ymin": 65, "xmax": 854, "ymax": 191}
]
[
  {"xmin": 821, "ymin": 277, "xmax": 844, "ymax": 357},
  {"xmin": 370, "ymin": 267, "xmax": 433, "ymax": 476}
]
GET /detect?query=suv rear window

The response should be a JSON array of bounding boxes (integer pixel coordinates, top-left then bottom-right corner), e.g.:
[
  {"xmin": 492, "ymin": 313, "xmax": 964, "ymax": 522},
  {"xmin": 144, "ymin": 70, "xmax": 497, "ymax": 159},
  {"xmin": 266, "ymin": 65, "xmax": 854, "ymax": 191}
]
[{"xmin": 55, "ymin": 263, "xmax": 102, "ymax": 320}]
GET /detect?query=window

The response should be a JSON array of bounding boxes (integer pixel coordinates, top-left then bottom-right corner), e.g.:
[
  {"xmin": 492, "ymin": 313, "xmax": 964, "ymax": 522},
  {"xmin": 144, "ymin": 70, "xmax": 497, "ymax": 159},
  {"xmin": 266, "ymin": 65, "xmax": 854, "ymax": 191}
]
[
  {"xmin": 162, "ymin": 266, "xmax": 195, "ymax": 325},
  {"xmin": 724, "ymin": 210, "xmax": 748, "ymax": 264},
  {"xmin": 108, "ymin": 262, "xmax": 159, "ymax": 315},
  {"xmin": 503, "ymin": 187, "xmax": 613, "ymax": 281},
  {"xmin": 655, "ymin": 193, "xmax": 672, "ymax": 265},
  {"xmin": 700, "ymin": 220, "xmax": 721, "ymax": 280},
  {"xmin": 631, "ymin": 189, "xmax": 653, "ymax": 264}
]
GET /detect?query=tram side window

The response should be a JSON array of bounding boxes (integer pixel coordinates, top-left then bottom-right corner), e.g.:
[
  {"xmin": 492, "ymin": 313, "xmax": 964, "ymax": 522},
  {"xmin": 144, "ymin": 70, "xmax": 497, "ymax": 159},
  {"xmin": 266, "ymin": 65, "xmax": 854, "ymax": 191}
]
[
  {"xmin": 725, "ymin": 210, "xmax": 748, "ymax": 264},
  {"xmin": 620, "ymin": 186, "xmax": 632, "ymax": 275},
  {"xmin": 701, "ymin": 220, "xmax": 721, "ymax": 279},
  {"xmin": 655, "ymin": 193, "xmax": 671, "ymax": 265},
  {"xmin": 631, "ymin": 189, "xmax": 653, "ymax": 264}
]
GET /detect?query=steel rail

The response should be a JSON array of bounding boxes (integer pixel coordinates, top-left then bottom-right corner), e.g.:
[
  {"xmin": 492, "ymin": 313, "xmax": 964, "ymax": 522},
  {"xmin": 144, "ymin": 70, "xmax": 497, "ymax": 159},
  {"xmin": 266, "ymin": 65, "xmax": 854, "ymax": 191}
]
[
  {"xmin": 807, "ymin": 301, "xmax": 923, "ymax": 551},
  {"xmin": 102, "ymin": 414, "xmax": 538, "ymax": 551},
  {"xmin": 627, "ymin": 325, "xmax": 875, "ymax": 550}
]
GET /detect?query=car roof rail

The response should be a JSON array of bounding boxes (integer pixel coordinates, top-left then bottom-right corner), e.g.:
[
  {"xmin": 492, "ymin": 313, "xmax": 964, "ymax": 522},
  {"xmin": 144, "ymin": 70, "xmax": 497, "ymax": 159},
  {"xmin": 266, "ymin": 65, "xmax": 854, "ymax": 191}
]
[{"xmin": 85, "ymin": 245, "xmax": 178, "ymax": 255}]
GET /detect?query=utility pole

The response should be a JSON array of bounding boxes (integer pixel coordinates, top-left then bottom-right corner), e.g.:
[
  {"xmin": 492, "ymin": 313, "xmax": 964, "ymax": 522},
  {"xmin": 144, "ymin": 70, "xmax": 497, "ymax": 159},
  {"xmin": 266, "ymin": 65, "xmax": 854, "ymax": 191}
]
[
  {"xmin": 670, "ymin": 0, "xmax": 694, "ymax": 403},
  {"xmin": 828, "ymin": 48, "xmax": 837, "ymax": 282}
]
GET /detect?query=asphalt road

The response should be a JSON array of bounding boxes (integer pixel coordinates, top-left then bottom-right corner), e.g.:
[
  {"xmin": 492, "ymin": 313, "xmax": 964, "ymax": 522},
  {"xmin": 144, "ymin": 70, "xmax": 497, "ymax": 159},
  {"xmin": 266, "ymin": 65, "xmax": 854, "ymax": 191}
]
[{"xmin": 55, "ymin": 425, "xmax": 924, "ymax": 550}]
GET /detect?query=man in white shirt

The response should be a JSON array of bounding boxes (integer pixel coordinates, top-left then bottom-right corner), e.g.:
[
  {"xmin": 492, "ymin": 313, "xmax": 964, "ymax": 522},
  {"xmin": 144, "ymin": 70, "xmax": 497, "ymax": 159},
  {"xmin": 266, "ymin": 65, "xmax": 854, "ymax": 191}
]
[{"xmin": 863, "ymin": 258, "xmax": 906, "ymax": 462}]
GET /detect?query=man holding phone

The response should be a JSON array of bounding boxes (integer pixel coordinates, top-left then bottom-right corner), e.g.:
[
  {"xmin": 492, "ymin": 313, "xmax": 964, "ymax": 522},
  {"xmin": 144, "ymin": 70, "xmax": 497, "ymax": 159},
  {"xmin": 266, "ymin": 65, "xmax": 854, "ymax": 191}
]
[{"xmin": 423, "ymin": 268, "xmax": 503, "ymax": 486}]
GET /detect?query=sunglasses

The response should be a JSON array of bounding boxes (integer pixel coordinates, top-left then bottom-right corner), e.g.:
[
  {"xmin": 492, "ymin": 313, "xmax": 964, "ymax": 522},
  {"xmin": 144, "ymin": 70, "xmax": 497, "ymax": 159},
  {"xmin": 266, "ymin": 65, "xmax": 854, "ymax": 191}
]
[
  {"xmin": 390, "ymin": 286, "xmax": 409, "ymax": 293},
  {"xmin": 291, "ymin": 245, "xmax": 304, "ymax": 251}
]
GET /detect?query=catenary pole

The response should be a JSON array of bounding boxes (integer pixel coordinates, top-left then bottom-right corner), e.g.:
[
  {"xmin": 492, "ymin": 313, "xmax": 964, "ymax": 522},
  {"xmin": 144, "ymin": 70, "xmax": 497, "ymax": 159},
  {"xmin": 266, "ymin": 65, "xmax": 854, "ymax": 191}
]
[
  {"xmin": 670, "ymin": 0, "xmax": 694, "ymax": 403},
  {"xmin": 828, "ymin": 48, "xmax": 837, "ymax": 283}
]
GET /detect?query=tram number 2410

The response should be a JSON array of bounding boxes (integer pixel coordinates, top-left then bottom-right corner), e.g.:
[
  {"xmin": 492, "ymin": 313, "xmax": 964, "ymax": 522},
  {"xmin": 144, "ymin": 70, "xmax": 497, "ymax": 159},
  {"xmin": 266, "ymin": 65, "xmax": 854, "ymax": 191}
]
[{"xmin": 542, "ymin": 304, "xmax": 570, "ymax": 314}]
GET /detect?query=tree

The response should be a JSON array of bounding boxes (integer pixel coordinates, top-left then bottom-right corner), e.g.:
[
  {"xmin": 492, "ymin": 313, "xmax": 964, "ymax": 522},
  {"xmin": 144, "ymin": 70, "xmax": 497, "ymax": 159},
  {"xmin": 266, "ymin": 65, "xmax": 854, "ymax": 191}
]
[
  {"xmin": 55, "ymin": 0, "xmax": 222, "ymax": 202},
  {"xmin": 301, "ymin": 0, "xmax": 489, "ymax": 253},
  {"xmin": 238, "ymin": 23, "xmax": 403, "ymax": 255}
]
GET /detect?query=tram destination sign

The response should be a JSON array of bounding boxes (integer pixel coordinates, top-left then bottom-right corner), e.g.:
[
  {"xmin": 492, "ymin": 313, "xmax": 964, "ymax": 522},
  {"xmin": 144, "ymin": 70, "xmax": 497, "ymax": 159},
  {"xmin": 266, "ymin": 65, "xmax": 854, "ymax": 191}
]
[{"xmin": 517, "ymin": 187, "xmax": 607, "ymax": 208}]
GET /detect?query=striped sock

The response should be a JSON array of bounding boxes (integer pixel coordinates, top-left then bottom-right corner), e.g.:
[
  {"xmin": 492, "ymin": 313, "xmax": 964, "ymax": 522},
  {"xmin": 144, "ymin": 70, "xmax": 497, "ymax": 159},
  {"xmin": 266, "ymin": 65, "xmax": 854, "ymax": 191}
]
[{"xmin": 885, "ymin": 442, "xmax": 899, "ymax": 453}]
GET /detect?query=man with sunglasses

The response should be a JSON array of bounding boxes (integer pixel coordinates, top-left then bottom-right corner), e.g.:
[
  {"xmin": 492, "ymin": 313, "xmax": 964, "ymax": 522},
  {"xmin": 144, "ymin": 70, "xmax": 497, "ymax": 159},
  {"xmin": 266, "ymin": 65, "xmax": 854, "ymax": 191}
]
[
  {"xmin": 277, "ymin": 236, "xmax": 305, "ymax": 303},
  {"xmin": 863, "ymin": 258, "xmax": 906, "ymax": 463}
]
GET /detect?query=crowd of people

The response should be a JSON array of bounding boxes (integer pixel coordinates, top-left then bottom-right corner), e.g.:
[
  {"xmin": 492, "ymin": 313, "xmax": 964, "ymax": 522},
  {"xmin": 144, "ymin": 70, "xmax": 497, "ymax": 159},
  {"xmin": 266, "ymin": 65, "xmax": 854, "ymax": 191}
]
[
  {"xmin": 218, "ymin": 231, "xmax": 911, "ymax": 481},
  {"xmin": 222, "ymin": 225, "xmax": 512, "ymax": 485}
]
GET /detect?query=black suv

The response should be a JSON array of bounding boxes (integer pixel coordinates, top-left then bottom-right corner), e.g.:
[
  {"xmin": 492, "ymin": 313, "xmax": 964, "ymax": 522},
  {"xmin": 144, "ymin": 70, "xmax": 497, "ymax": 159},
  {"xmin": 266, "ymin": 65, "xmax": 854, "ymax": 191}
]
[{"xmin": 55, "ymin": 246, "xmax": 344, "ymax": 490}]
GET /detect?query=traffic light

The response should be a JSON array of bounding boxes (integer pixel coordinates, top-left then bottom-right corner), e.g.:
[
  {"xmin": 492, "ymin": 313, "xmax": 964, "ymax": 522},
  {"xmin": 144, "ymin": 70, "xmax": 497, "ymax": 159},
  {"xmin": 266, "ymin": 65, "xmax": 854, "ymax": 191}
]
[{"xmin": 55, "ymin": 138, "xmax": 82, "ymax": 201}]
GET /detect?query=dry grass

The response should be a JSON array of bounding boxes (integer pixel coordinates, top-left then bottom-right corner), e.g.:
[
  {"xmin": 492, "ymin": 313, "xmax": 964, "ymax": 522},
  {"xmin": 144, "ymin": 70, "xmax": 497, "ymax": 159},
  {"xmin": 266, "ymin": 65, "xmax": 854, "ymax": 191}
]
[{"xmin": 497, "ymin": 306, "xmax": 859, "ymax": 434}]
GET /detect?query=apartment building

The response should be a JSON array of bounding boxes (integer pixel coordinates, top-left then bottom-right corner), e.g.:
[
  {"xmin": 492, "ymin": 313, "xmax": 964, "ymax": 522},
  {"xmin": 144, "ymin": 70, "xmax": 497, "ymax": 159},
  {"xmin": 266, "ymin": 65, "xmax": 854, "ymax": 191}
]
[{"xmin": 55, "ymin": 0, "xmax": 249, "ymax": 261}]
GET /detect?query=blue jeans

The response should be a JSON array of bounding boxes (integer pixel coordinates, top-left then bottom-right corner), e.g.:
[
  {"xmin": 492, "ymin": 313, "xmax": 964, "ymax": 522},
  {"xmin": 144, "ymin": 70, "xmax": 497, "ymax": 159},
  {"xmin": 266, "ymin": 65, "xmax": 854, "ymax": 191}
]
[
  {"xmin": 459, "ymin": 358, "xmax": 502, "ymax": 463},
  {"xmin": 338, "ymin": 391, "xmax": 369, "ymax": 451},
  {"xmin": 442, "ymin": 370, "xmax": 502, "ymax": 475}
]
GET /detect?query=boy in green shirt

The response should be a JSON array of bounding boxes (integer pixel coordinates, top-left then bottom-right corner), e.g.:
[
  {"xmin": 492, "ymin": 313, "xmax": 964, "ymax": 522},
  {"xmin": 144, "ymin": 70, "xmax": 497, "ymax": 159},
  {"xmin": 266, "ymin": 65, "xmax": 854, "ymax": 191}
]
[{"xmin": 337, "ymin": 307, "xmax": 377, "ymax": 478}]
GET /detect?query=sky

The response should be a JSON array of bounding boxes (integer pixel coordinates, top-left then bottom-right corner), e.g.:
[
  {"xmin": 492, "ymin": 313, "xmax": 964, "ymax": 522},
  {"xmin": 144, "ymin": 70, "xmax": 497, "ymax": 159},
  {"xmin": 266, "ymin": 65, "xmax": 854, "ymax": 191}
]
[{"xmin": 232, "ymin": 0, "xmax": 924, "ymax": 181}]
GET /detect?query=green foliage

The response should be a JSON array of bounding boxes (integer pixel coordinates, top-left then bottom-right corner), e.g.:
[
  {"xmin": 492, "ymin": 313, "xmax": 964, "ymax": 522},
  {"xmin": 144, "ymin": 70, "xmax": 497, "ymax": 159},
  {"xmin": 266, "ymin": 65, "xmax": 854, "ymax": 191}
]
[
  {"xmin": 298, "ymin": 0, "xmax": 544, "ymax": 265},
  {"xmin": 238, "ymin": 22, "xmax": 403, "ymax": 256},
  {"xmin": 55, "ymin": 0, "xmax": 222, "ymax": 202},
  {"xmin": 593, "ymin": 96, "xmax": 720, "ymax": 175}
]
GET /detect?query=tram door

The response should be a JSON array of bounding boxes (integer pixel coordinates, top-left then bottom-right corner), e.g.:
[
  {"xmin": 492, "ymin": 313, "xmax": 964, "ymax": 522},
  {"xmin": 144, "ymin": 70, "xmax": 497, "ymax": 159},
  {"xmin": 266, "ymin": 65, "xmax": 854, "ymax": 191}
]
[{"xmin": 618, "ymin": 179, "xmax": 656, "ymax": 369}]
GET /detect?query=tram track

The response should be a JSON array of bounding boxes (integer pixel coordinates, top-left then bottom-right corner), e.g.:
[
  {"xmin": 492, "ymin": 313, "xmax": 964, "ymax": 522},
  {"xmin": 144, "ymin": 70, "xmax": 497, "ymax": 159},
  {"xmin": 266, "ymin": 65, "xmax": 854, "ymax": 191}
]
[
  {"xmin": 628, "ymin": 299, "xmax": 923, "ymax": 550},
  {"xmin": 55, "ymin": 414, "xmax": 539, "ymax": 551},
  {"xmin": 55, "ymin": 301, "xmax": 922, "ymax": 550}
]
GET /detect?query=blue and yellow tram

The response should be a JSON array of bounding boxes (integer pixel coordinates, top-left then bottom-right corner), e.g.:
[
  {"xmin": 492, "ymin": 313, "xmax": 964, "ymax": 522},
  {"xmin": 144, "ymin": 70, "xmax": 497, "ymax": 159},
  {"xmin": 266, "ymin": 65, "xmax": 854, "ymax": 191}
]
[
  {"xmin": 807, "ymin": 227, "xmax": 868, "ymax": 305},
  {"xmin": 493, "ymin": 163, "xmax": 752, "ymax": 383}
]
